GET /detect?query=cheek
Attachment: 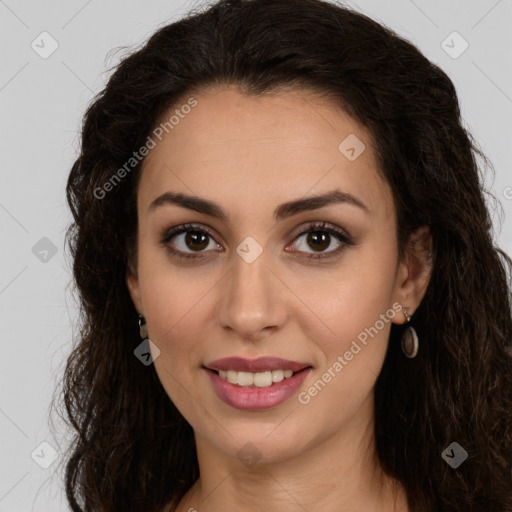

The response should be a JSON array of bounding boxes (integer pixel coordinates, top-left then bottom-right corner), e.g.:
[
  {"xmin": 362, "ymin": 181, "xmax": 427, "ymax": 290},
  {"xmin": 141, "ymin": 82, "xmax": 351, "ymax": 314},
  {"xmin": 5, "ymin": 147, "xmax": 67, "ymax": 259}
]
[
  {"xmin": 291, "ymin": 243, "xmax": 398, "ymax": 349},
  {"xmin": 141, "ymin": 274, "xmax": 212, "ymax": 359},
  {"xmin": 288, "ymin": 252, "xmax": 398, "ymax": 421},
  {"xmin": 137, "ymin": 236, "xmax": 215, "ymax": 340},
  {"xmin": 294, "ymin": 274, "xmax": 396, "ymax": 432},
  {"xmin": 135, "ymin": 262, "xmax": 235, "ymax": 424},
  {"xmin": 138, "ymin": 266, "xmax": 215, "ymax": 423}
]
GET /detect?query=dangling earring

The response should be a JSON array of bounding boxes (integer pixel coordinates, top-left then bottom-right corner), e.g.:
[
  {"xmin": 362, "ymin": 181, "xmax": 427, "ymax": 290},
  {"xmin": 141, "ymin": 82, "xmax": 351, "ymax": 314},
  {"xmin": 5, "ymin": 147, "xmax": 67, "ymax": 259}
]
[
  {"xmin": 138, "ymin": 314, "xmax": 148, "ymax": 340},
  {"xmin": 401, "ymin": 308, "xmax": 419, "ymax": 358},
  {"xmin": 135, "ymin": 314, "xmax": 161, "ymax": 365}
]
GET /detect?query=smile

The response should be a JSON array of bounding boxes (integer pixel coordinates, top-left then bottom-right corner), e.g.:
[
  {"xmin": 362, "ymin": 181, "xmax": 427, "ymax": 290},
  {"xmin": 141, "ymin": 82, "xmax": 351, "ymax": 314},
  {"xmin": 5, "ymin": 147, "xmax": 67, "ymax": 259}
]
[
  {"xmin": 203, "ymin": 356, "xmax": 313, "ymax": 410},
  {"xmin": 216, "ymin": 369, "xmax": 295, "ymax": 387}
]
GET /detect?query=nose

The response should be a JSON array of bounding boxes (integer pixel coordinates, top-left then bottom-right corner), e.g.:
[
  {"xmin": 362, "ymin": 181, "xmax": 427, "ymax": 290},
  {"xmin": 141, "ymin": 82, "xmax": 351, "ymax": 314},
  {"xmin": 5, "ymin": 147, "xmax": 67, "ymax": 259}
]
[{"xmin": 216, "ymin": 246, "xmax": 288, "ymax": 342}]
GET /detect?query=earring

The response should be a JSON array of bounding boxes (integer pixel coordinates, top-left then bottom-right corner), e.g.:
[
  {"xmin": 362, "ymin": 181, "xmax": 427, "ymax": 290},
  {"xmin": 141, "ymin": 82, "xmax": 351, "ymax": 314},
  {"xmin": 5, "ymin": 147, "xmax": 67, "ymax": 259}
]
[
  {"xmin": 401, "ymin": 308, "xmax": 419, "ymax": 358},
  {"xmin": 134, "ymin": 314, "xmax": 161, "ymax": 366},
  {"xmin": 138, "ymin": 314, "xmax": 148, "ymax": 340}
]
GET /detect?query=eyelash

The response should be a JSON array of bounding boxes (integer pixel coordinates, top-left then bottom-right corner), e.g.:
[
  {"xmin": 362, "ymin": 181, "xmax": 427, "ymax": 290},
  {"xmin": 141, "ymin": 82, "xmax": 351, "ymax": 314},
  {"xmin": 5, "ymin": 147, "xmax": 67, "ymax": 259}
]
[{"xmin": 158, "ymin": 221, "xmax": 355, "ymax": 261}]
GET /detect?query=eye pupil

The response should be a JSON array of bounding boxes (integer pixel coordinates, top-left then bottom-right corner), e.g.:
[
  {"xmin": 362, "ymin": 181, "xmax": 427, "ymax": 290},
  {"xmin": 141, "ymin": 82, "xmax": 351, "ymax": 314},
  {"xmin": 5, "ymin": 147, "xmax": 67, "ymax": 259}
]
[
  {"xmin": 185, "ymin": 231, "xmax": 209, "ymax": 251},
  {"xmin": 307, "ymin": 231, "xmax": 330, "ymax": 251}
]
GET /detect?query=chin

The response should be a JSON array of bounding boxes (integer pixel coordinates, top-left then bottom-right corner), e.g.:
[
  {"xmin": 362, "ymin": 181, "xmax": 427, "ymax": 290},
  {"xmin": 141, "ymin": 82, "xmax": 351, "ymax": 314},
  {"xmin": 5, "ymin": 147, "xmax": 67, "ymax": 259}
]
[{"xmin": 209, "ymin": 419, "xmax": 316, "ymax": 463}]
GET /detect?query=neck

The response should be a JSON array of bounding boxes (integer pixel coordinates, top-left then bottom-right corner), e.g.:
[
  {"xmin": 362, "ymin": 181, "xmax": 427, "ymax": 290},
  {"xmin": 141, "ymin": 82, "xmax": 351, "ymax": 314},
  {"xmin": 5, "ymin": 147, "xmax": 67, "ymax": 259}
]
[{"xmin": 174, "ymin": 395, "xmax": 408, "ymax": 512}]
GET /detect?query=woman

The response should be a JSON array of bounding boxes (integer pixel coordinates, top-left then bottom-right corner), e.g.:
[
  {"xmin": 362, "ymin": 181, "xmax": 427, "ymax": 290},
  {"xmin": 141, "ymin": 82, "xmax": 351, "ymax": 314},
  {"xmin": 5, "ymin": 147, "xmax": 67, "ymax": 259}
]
[{"xmin": 61, "ymin": 0, "xmax": 512, "ymax": 510}]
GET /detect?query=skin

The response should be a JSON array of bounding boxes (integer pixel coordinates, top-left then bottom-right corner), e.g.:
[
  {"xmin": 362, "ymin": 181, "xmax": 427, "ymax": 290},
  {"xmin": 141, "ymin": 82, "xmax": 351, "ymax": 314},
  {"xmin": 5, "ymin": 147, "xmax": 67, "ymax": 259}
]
[{"xmin": 126, "ymin": 84, "xmax": 432, "ymax": 512}]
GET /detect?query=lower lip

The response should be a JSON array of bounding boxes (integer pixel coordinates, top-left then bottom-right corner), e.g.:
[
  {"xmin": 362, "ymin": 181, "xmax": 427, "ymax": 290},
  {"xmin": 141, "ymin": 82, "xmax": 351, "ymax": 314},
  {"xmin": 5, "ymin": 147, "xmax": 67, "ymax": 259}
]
[{"xmin": 205, "ymin": 367, "xmax": 312, "ymax": 410}]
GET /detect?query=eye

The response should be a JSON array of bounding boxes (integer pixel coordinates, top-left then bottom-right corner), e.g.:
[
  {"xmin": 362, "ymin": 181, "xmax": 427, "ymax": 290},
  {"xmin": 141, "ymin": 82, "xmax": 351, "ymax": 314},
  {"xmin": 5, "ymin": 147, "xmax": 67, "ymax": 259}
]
[
  {"xmin": 287, "ymin": 221, "xmax": 354, "ymax": 260},
  {"xmin": 159, "ymin": 223, "xmax": 221, "ymax": 260},
  {"xmin": 159, "ymin": 221, "xmax": 354, "ymax": 261}
]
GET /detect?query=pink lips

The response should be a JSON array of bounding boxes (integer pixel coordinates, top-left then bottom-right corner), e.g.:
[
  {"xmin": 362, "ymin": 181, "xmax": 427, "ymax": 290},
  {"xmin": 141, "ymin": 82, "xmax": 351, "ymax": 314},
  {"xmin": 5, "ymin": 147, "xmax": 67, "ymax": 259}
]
[{"xmin": 203, "ymin": 356, "xmax": 313, "ymax": 411}]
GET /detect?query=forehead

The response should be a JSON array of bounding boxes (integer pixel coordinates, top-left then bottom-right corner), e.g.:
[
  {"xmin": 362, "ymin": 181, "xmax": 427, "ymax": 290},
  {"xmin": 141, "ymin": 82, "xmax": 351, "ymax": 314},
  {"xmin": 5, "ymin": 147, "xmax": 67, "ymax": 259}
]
[{"xmin": 138, "ymin": 85, "xmax": 393, "ymax": 220}]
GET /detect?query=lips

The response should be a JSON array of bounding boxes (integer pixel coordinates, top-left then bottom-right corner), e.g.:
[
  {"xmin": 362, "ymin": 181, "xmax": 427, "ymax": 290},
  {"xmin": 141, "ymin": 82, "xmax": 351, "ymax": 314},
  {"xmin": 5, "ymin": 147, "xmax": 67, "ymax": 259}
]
[
  {"xmin": 203, "ymin": 356, "xmax": 314, "ymax": 410},
  {"xmin": 204, "ymin": 356, "xmax": 312, "ymax": 373}
]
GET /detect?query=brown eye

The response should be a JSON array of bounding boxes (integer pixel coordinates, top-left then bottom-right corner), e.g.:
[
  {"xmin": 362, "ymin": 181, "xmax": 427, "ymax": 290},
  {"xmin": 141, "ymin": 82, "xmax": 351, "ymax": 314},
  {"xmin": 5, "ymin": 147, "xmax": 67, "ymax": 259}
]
[
  {"xmin": 183, "ymin": 231, "xmax": 210, "ymax": 251},
  {"xmin": 159, "ymin": 223, "xmax": 221, "ymax": 260},
  {"xmin": 305, "ymin": 231, "xmax": 331, "ymax": 252},
  {"xmin": 288, "ymin": 221, "xmax": 355, "ymax": 260},
  {"xmin": 160, "ymin": 221, "xmax": 354, "ymax": 262}
]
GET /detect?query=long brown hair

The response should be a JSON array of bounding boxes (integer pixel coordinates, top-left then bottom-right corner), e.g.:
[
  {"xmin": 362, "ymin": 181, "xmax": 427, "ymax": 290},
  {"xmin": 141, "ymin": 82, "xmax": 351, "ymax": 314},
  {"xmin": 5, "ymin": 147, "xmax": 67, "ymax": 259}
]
[{"xmin": 57, "ymin": 0, "xmax": 512, "ymax": 510}]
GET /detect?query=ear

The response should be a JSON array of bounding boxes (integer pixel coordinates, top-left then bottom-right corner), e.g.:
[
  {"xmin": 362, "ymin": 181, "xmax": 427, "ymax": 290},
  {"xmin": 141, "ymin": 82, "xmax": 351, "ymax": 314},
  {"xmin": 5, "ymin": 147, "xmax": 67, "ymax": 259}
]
[
  {"xmin": 126, "ymin": 263, "xmax": 144, "ymax": 315},
  {"xmin": 392, "ymin": 225, "xmax": 433, "ymax": 324}
]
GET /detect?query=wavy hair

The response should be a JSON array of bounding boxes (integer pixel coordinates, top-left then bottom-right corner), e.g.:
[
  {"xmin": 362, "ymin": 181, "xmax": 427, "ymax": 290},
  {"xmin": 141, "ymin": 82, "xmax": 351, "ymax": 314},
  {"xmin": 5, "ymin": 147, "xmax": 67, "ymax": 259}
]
[{"xmin": 58, "ymin": 0, "xmax": 512, "ymax": 510}]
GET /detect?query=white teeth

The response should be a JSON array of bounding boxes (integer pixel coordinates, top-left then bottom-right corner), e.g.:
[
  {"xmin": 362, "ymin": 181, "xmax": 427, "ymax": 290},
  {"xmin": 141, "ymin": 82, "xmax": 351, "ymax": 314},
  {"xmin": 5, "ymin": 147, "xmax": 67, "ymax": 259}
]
[
  {"xmin": 253, "ymin": 371, "xmax": 272, "ymax": 387},
  {"xmin": 237, "ymin": 371, "xmax": 254, "ymax": 387},
  {"xmin": 272, "ymin": 369, "xmax": 284, "ymax": 382},
  {"xmin": 216, "ymin": 369, "xmax": 297, "ymax": 387}
]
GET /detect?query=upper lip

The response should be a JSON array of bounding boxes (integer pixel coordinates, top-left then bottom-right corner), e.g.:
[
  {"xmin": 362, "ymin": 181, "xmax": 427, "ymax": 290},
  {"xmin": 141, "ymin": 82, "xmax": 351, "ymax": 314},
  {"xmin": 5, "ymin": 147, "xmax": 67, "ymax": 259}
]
[{"xmin": 204, "ymin": 356, "xmax": 312, "ymax": 373}]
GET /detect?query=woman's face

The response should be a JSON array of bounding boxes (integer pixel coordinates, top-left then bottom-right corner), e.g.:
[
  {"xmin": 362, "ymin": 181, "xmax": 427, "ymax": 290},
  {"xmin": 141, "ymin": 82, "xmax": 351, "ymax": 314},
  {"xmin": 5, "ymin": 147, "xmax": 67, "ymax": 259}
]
[{"xmin": 127, "ymin": 85, "xmax": 424, "ymax": 465}]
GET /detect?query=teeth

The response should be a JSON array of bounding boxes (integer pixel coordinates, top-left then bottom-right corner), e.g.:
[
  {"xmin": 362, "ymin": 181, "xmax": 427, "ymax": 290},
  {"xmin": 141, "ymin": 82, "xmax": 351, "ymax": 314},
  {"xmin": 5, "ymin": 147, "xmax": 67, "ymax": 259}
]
[
  {"xmin": 272, "ymin": 369, "xmax": 284, "ymax": 382},
  {"xmin": 217, "ymin": 369, "xmax": 296, "ymax": 387},
  {"xmin": 237, "ymin": 371, "xmax": 254, "ymax": 387}
]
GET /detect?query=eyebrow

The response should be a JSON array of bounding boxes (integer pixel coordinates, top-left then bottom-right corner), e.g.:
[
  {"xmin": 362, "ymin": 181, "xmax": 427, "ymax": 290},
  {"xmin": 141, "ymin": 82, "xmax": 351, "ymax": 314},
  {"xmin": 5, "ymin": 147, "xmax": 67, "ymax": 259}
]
[{"xmin": 148, "ymin": 189, "xmax": 369, "ymax": 221}]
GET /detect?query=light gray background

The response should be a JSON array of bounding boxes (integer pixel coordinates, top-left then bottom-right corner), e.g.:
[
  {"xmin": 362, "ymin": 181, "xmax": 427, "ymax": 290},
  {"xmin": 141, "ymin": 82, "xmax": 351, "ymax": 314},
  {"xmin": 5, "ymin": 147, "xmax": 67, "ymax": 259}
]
[{"xmin": 0, "ymin": 0, "xmax": 511, "ymax": 510}]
